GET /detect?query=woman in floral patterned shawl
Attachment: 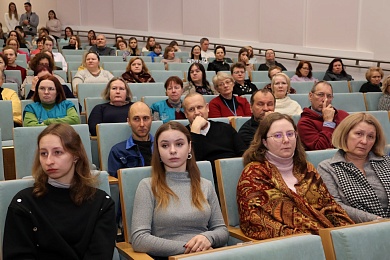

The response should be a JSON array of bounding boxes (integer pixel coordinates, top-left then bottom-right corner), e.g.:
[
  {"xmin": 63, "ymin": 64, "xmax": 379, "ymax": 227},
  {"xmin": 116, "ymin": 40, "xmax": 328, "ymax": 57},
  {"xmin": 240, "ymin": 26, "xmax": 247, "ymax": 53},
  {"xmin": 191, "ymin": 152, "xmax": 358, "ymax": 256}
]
[{"xmin": 237, "ymin": 112, "xmax": 354, "ymax": 240}]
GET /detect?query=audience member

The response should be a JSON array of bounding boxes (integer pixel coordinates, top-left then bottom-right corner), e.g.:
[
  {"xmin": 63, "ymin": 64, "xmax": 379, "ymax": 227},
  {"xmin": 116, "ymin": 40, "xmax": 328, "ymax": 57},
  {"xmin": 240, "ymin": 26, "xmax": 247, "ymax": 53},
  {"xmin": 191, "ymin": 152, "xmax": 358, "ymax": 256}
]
[
  {"xmin": 378, "ymin": 75, "xmax": 390, "ymax": 110},
  {"xmin": 8, "ymin": 29, "xmax": 29, "ymax": 49},
  {"xmin": 6, "ymin": 38, "xmax": 29, "ymax": 63},
  {"xmin": 30, "ymin": 37, "xmax": 44, "ymax": 55},
  {"xmin": 200, "ymin": 37, "xmax": 215, "ymax": 59},
  {"xmin": 3, "ymin": 46, "xmax": 26, "ymax": 82},
  {"xmin": 142, "ymin": 36, "xmax": 156, "ymax": 52},
  {"xmin": 207, "ymin": 46, "xmax": 232, "ymax": 73},
  {"xmin": 0, "ymin": 70, "xmax": 22, "ymax": 126},
  {"xmin": 183, "ymin": 63, "xmax": 216, "ymax": 95},
  {"xmin": 147, "ymin": 42, "xmax": 162, "ymax": 62},
  {"xmin": 62, "ymin": 35, "xmax": 81, "ymax": 50},
  {"xmin": 35, "ymin": 27, "xmax": 56, "ymax": 46},
  {"xmin": 209, "ymin": 72, "xmax": 251, "ymax": 117},
  {"xmin": 263, "ymin": 66, "xmax": 297, "ymax": 94},
  {"xmin": 271, "ymin": 72, "xmax": 302, "ymax": 116},
  {"xmin": 122, "ymin": 57, "xmax": 155, "ymax": 83},
  {"xmin": 151, "ymin": 76, "xmax": 186, "ymax": 123},
  {"xmin": 114, "ymin": 35, "xmax": 124, "ymax": 47},
  {"xmin": 24, "ymin": 65, "xmax": 73, "ymax": 101},
  {"xmin": 245, "ymin": 45, "xmax": 257, "ymax": 64},
  {"xmin": 238, "ymin": 47, "xmax": 254, "ymax": 72},
  {"xmin": 87, "ymin": 29, "xmax": 96, "ymax": 42},
  {"xmin": 297, "ymin": 81, "xmax": 349, "ymax": 151},
  {"xmin": 161, "ymin": 46, "xmax": 181, "ymax": 69},
  {"xmin": 128, "ymin": 37, "xmax": 141, "ymax": 56},
  {"xmin": 0, "ymin": 52, "xmax": 20, "ymax": 87},
  {"xmin": 4, "ymin": 2, "xmax": 19, "ymax": 32},
  {"xmin": 0, "ymin": 23, "xmax": 6, "ymax": 44},
  {"xmin": 318, "ymin": 113, "xmax": 390, "ymax": 223},
  {"xmin": 88, "ymin": 35, "xmax": 96, "ymax": 47},
  {"xmin": 168, "ymin": 40, "xmax": 182, "ymax": 52},
  {"xmin": 15, "ymin": 26, "xmax": 32, "ymax": 49},
  {"xmin": 59, "ymin": 26, "xmax": 73, "ymax": 43},
  {"xmin": 323, "ymin": 58, "xmax": 353, "ymax": 81},
  {"xmin": 41, "ymin": 49, "xmax": 62, "ymax": 70},
  {"xmin": 258, "ymin": 49, "xmax": 287, "ymax": 71},
  {"xmin": 359, "ymin": 67, "xmax": 383, "ymax": 93},
  {"xmin": 108, "ymin": 101, "xmax": 153, "ymax": 177},
  {"xmin": 19, "ymin": 2, "xmax": 39, "ymax": 36},
  {"xmin": 88, "ymin": 77, "xmax": 133, "ymax": 136},
  {"xmin": 3, "ymin": 123, "xmax": 116, "ymax": 259},
  {"xmin": 187, "ymin": 45, "xmax": 207, "ymax": 64},
  {"xmin": 238, "ymin": 89, "xmax": 275, "ymax": 148},
  {"xmin": 89, "ymin": 34, "xmax": 115, "ymax": 56},
  {"xmin": 116, "ymin": 39, "xmax": 127, "ymax": 51},
  {"xmin": 237, "ymin": 112, "xmax": 354, "ymax": 240},
  {"xmin": 231, "ymin": 62, "xmax": 257, "ymax": 96},
  {"xmin": 291, "ymin": 60, "xmax": 318, "ymax": 82},
  {"xmin": 72, "ymin": 51, "xmax": 114, "ymax": 95},
  {"xmin": 183, "ymin": 93, "xmax": 246, "ymax": 176},
  {"xmin": 131, "ymin": 121, "xmax": 228, "ymax": 258},
  {"xmin": 43, "ymin": 37, "xmax": 67, "ymax": 71},
  {"xmin": 46, "ymin": 10, "xmax": 61, "ymax": 40},
  {"xmin": 23, "ymin": 75, "xmax": 80, "ymax": 126}
]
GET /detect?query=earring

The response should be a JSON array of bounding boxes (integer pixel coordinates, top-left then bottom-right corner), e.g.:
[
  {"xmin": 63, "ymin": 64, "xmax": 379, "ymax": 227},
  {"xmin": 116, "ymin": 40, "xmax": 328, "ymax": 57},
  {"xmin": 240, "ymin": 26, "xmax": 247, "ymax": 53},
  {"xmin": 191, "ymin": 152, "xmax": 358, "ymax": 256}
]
[{"xmin": 187, "ymin": 153, "xmax": 192, "ymax": 160}]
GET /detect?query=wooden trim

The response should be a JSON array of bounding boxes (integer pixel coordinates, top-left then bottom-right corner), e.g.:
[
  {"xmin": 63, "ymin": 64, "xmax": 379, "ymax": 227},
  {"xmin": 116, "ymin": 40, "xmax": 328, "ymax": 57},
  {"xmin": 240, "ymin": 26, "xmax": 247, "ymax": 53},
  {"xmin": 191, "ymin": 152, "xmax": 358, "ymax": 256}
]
[
  {"xmin": 118, "ymin": 170, "xmax": 130, "ymax": 243},
  {"xmin": 116, "ymin": 242, "xmax": 153, "ymax": 260},
  {"xmin": 108, "ymin": 176, "xmax": 118, "ymax": 185},
  {"xmin": 214, "ymin": 159, "xmax": 229, "ymax": 225},
  {"xmin": 96, "ymin": 124, "xmax": 103, "ymax": 170}
]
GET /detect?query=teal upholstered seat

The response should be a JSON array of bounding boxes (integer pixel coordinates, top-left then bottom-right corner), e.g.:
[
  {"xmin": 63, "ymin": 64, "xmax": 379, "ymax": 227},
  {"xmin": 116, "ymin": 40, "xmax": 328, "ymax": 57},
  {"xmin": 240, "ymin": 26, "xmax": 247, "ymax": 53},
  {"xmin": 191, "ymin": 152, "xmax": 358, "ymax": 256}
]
[
  {"xmin": 306, "ymin": 149, "xmax": 338, "ymax": 168},
  {"xmin": 0, "ymin": 129, "xmax": 4, "ymax": 180},
  {"xmin": 0, "ymin": 100, "xmax": 14, "ymax": 147},
  {"xmin": 231, "ymin": 117, "xmax": 251, "ymax": 131}
]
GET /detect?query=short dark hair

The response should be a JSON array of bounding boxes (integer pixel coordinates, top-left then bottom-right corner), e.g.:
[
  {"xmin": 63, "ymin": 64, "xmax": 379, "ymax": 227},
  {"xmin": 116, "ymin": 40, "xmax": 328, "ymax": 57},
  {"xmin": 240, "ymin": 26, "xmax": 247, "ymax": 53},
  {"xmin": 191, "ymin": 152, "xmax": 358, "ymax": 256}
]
[
  {"xmin": 33, "ymin": 75, "xmax": 66, "ymax": 103},
  {"xmin": 231, "ymin": 62, "xmax": 246, "ymax": 73},
  {"xmin": 250, "ymin": 88, "xmax": 275, "ymax": 106},
  {"xmin": 24, "ymin": 2, "xmax": 31, "ymax": 6},
  {"xmin": 214, "ymin": 45, "xmax": 225, "ymax": 55}
]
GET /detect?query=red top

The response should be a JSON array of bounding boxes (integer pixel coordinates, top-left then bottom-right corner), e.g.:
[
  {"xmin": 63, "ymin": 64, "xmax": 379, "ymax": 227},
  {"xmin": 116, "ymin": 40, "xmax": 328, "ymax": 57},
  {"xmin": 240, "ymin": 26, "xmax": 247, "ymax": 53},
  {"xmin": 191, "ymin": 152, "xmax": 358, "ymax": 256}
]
[{"xmin": 209, "ymin": 95, "xmax": 251, "ymax": 118}]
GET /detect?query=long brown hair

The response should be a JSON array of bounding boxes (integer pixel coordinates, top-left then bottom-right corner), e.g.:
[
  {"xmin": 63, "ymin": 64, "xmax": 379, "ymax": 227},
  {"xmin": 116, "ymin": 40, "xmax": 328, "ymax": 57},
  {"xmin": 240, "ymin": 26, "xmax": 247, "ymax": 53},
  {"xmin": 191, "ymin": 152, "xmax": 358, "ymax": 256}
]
[
  {"xmin": 151, "ymin": 121, "xmax": 206, "ymax": 210},
  {"xmin": 32, "ymin": 75, "xmax": 66, "ymax": 103},
  {"xmin": 126, "ymin": 57, "xmax": 150, "ymax": 74},
  {"xmin": 32, "ymin": 123, "xmax": 98, "ymax": 205},
  {"xmin": 8, "ymin": 2, "xmax": 19, "ymax": 20},
  {"xmin": 243, "ymin": 112, "xmax": 307, "ymax": 172}
]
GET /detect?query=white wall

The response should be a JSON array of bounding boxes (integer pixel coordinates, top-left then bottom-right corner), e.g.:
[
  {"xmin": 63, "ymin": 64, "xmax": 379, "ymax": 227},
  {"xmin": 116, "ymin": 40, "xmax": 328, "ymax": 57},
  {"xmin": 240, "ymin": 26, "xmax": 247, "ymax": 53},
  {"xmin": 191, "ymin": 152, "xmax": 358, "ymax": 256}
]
[{"xmin": 1, "ymin": 0, "xmax": 389, "ymax": 61}]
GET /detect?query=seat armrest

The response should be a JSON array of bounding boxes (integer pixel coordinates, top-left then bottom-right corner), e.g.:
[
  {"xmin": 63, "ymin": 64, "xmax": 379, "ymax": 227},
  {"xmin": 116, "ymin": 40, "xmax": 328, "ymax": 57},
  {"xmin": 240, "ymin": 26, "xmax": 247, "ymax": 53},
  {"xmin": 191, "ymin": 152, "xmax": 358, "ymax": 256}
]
[{"xmin": 116, "ymin": 242, "xmax": 153, "ymax": 260}]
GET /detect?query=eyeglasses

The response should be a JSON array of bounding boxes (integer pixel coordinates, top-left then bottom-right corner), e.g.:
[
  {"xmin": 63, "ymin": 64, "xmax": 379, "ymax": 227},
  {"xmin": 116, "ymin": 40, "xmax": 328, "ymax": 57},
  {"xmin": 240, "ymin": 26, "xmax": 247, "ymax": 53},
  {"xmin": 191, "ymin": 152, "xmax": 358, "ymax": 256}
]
[
  {"xmin": 313, "ymin": 92, "xmax": 333, "ymax": 99},
  {"xmin": 190, "ymin": 69, "xmax": 201, "ymax": 74},
  {"xmin": 233, "ymin": 71, "xmax": 245, "ymax": 75},
  {"xmin": 218, "ymin": 80, "xmax": 233, "ymax": 87},
  {"xmin": 38, "ymin": 87, "xmax": 56, "ymax": 92},
  {"xmin": 267, "ymin": 130, "xmax": 296, "ymax": 142}
]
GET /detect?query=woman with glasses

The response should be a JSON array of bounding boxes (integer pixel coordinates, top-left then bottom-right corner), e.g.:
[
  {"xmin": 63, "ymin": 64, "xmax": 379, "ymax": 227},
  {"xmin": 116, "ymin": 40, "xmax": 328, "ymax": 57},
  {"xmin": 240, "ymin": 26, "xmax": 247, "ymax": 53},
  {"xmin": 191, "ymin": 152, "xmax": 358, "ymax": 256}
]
[
  {"xmin": 318, "ymin": 113, "xmax": 390, "ymax": 223},
  {"xmin": 183, "ymin": 63, "xmax": 216, "ymax": 95},
  {"xmin": 208, "ymin": 72, "xmax": 251, "ymax": 118},
  {"xmin": 23, "ymin": 75, "xmax": 80, "ymax": 127},
  {"xmin": 291, "ymin": 60, "xmax": 318, "ymax": 82},
  {"xmin": 272, "ymin": 72, "xmax": 302, "ymax": 116},
  {"xmin": 237, "ymin": 112, "xmax": 354, "ymax": 240},
  {"xmin": 231, "ymin": 62, "xmax": 257, "ymax": 96}
]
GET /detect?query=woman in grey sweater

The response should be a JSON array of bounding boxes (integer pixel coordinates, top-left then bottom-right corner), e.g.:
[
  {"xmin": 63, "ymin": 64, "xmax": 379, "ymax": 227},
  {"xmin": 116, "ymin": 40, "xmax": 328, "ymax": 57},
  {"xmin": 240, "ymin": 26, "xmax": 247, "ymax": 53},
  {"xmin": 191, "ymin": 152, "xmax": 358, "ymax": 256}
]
[
  {"xmin": 318, "ymin": 113, "xmax": 390, "ymax": 223},
  {"xmin": 131, "ymin": 121, "xmax": 228, "ymax": 258}
]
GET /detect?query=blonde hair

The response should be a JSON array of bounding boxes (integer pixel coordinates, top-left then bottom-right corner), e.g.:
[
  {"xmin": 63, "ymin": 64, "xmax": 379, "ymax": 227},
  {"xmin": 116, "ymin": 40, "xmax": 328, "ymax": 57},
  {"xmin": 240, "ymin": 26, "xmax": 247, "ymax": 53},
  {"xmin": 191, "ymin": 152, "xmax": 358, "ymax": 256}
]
[
  {"xmin": 382, "ymin": 75, "xmax": 390, "ymax": 94},
  {"xmin": 271, "ymin": 72, "xmax": 291, "ymax": 96},
  {"xmin": 212, "ymin": 71, "xmax": 234, "ymax": 92},
  {"xmin": 332, "ymin": 113, "xmax": 386, "ymax": 156},
  {"xmin": 101, "ymin": 77, "xmax": 132, "ymax": 101}
]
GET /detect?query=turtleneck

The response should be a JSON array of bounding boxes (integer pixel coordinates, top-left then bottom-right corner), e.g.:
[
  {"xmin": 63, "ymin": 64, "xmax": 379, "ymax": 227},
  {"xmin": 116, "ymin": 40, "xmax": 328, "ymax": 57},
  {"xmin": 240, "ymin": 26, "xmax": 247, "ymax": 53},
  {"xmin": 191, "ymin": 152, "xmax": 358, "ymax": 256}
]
[{"xmin": 265, "ymin": 151, "xmax": 297, "ymax": 192}]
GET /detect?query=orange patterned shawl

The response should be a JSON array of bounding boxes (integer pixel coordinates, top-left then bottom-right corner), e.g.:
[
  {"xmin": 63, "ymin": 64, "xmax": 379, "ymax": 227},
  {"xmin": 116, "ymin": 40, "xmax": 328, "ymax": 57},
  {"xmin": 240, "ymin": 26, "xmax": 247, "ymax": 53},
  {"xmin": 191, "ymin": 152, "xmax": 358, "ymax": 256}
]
[{"xmin": 237, "ymin": 161, "xmax": 354, "ymax": 240}]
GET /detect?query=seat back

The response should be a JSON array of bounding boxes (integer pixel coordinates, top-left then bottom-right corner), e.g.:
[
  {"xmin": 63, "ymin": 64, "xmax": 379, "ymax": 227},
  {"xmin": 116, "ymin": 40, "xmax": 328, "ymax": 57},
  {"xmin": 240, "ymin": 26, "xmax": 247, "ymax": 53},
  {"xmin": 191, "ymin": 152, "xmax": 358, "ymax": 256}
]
[
  {"xmin": 215, "ymin": 157, "xmax": 244, "ymax": 227},
  {"xmin": 84, "ymin": 97, "xmax": 107, "ymax": 123},
  {"xmin": 3, "ymin": 70, "xmax": 22, "ymax": 85},
  {"xmin": 100, "ymin": 56, "xmax": 124, "ymax": 62},
  {"xmin": 150, "ymin": 70, "xmax": 184, "ymax": 83},
  {"xmin": 364, "ymin": 92, "xmax": 383, "ymax": 111},
  {"xmin": 306, "ymin": 149, "xmax": 338, "ymax": 168},
  {"xmin": 312, "ymin": 71, "xmax": 326, "ymax": 80},
  {"xmin": 130, "ymin": 83, "xmax": 166, "ymax": 101},
  {"xmin": 231, "ymin": 117, "xmax": 251, "ymax": 131},
  {"xmin": 144, "ymin": 62, "xmax": 165, "ymax": 71},
  {"xmin": 291, "ymin": 81, "xmax": 315, "ymax": 94},
  {"xmin": 77, "ymin": 83, "xmax": 107, "ymax": 111},
  {"xmin": 167, "ymin": 63, "xmax": 191, "ymax": 73},
  {"xmin": 289, "ymin": 93, "xmax": 311, "ymax": 108},
  {"xmin": 118, "ymin": 161, "xmax": 214, "ymax": 243},
  {"xmin": 0, "ymin": 101, "xmax": 14, "ymax": 146},
  {"xmin": 2, "ymin": 83, "xmax": 19, "ymax": 94},
  {"xmin": 251, "ymin": 71, "xmax": 269, "ymax": 82},
  {"xmin": 319, "ymin": 220, "xmax": 390, "ymax": 260},
  {"xmin": 14, "ymin": 124, "xmax": 92, "ymax": 179},
  {"xmin": 349, "ymin": 80, "xmax": 367, "ymax": 92},
  {"xmin": 0, "ymin": 171, "xmax": 111, "ymax": 258},
  {"xmin": 331, "ymin": 93, "xmax": 366, "ymax": 112},
  {"xmin": 0, "ymin": 129, "xmax": 4, "ymax": 180},
  {"xmin": 103, "ymin": 62, "xmax": 127, "ymax": 71},
  {"xmin": 142, "ymin": 96, "xmax": 169, "ymax": 108},
  {"xmin": 96, "ymin": 121, "xmax": 163, "ymax": 171},
  {"xmin": 329, "ymin": 81, "xmax": 350, "ymax": 93},
  {"xmin": 170, "ymin": 234, "xmax": 325, "ymax": 260}
]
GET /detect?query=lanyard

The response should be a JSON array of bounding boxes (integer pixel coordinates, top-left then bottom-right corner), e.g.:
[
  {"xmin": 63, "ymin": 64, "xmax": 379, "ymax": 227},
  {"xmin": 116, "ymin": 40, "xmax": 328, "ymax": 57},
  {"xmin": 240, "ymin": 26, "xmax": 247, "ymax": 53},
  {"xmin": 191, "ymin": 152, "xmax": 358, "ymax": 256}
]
[{"xmin": 222, "ymin": 96, "xmax": 237, "ymax": 116}]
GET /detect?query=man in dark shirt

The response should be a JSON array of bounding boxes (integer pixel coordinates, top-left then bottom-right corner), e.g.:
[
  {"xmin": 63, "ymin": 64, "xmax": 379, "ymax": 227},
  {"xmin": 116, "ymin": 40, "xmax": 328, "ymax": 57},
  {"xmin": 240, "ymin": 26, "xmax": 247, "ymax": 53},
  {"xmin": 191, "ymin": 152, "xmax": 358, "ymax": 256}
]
[
  {"xmin": 108, "ymin": 102, "xmax": 153, "ymax": 177},
  {"xmin": 238, "ymin": 89, "xmax": 275, "ymax": 148},
  {"xmin": 258, "ymin": 49, "xmax": 287, "ymax": 71},
  {"xmin": 183, "ymin": 93, "xmax": 246, "ymax": 183},
  {"xmin": 90, "ymin": 34, "xmax": 115, "ymax": 56}
]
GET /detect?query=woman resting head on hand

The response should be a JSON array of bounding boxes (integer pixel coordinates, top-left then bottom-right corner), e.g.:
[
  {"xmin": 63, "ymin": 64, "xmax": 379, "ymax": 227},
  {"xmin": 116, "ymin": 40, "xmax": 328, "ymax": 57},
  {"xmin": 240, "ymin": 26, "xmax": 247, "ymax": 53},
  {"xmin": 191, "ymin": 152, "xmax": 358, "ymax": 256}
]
[{"xmin": 131, "ymin": 121, "xmax": 228, "ymax": 258}]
